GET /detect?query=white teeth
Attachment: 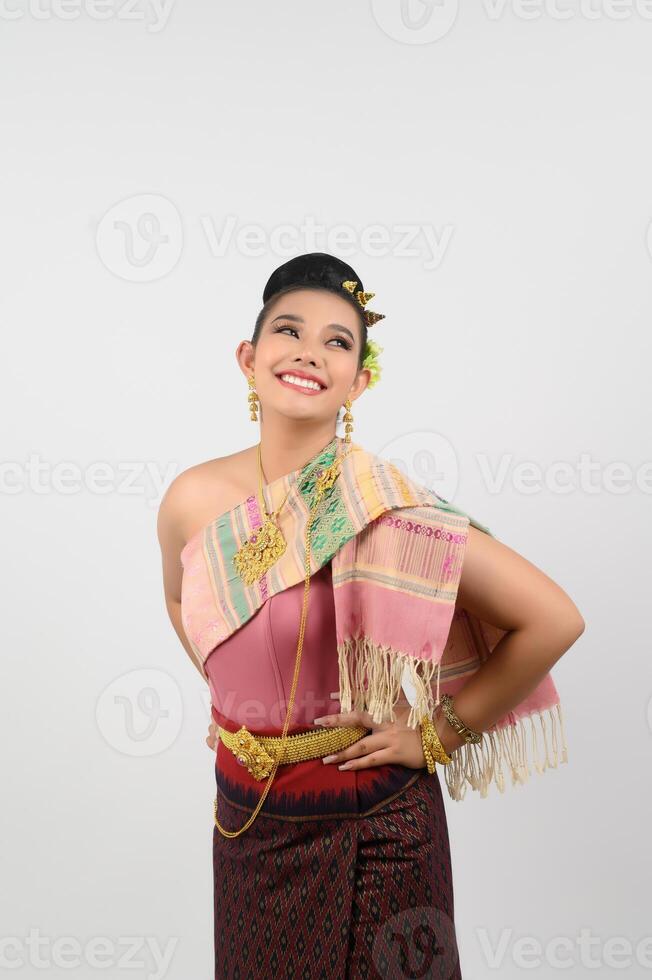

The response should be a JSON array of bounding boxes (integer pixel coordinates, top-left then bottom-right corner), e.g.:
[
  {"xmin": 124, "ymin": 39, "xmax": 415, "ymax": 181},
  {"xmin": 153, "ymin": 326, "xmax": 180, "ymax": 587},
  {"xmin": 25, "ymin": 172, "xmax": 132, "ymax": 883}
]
[{"xmin": 279, "ymin": 373, "xmax": 323, "ymax": 391}]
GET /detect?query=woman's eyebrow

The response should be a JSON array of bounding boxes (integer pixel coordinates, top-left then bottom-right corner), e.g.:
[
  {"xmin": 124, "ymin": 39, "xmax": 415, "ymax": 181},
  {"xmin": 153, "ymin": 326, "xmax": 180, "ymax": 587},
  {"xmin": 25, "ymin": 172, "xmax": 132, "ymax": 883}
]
[{"xmin": 270, "ymin": 313, "xmax": 355, "ymax": 344}]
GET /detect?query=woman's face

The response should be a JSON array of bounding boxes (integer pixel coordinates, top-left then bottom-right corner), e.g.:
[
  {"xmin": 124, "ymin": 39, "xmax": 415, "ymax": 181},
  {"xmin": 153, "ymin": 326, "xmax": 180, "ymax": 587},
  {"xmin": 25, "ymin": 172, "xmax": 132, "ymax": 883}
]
[{"xmin": 241, "ymin": 288, "xmax": 370, "ymax": 422}]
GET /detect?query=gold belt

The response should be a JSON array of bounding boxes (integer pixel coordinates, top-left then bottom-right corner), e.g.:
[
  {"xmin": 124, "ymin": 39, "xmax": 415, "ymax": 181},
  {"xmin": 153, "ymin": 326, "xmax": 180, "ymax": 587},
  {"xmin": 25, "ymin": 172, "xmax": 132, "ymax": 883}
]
[{"xmin": 218, "ymin": 723, "xmax": 369, "ymax": 781}]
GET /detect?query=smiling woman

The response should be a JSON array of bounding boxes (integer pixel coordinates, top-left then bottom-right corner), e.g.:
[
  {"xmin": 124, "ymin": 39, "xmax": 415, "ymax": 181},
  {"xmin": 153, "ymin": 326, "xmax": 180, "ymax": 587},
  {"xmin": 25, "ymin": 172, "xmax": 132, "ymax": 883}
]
[
  {"xmin": 243, "ymin": 267, "xmax": 372, "ymax": 438},
  {"xmin": 157, "ymin": 252, "xmax": 583, "ymax": 980}
]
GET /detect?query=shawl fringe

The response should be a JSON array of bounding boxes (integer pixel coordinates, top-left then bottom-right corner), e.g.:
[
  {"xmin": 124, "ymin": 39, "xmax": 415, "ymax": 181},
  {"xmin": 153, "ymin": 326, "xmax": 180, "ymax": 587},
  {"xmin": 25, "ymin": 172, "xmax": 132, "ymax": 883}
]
[
  {"xmin": 337, "ymin": 638, "xmax": 568, "ymax": 802},
  {"xmin": 443, "ymin": 703, "xmax": 569, "ymax": 801},
  {"xmin": 337, "ymin": 637, "xmax": 443, "ymax": 728}
]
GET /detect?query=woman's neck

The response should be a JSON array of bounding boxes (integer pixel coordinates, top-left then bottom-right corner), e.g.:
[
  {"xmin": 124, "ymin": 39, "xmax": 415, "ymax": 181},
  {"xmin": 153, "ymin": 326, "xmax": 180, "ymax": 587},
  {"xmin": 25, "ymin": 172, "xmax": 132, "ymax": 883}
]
[{"xmin": 257, "ymin": 419, "xmax": 338, "ymax": 484}]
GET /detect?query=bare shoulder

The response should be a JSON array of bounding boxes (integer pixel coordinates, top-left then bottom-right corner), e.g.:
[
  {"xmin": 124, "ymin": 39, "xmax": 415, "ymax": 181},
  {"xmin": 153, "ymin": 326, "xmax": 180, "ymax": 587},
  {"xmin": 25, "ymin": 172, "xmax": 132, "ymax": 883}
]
[{"xmin": 157, "ymin": 445, "xmax": 256, "ymax": 550}]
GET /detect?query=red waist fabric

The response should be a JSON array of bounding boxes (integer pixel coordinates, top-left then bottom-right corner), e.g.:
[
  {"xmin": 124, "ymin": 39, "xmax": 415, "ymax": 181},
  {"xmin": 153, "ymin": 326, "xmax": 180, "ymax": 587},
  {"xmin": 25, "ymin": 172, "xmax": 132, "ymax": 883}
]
[{"xmin": 212, "ymin": 704, "xmax": 422, "ymax": 821}]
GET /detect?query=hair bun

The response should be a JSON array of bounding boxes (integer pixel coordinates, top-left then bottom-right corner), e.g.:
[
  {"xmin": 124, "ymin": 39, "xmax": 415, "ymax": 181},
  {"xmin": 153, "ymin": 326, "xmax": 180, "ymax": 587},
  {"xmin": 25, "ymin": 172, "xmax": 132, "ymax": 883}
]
[{"xmin": 262, "ymin": 252, "xmax": 365, "ymax": 305}]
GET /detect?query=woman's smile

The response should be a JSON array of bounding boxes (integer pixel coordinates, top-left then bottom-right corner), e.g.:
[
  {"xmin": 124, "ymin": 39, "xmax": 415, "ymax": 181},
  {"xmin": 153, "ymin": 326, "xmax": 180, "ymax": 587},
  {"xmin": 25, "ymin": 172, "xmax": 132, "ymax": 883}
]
[{"xmin": 276, "ymin": 372, "xmax": 327, "ymax": 395}]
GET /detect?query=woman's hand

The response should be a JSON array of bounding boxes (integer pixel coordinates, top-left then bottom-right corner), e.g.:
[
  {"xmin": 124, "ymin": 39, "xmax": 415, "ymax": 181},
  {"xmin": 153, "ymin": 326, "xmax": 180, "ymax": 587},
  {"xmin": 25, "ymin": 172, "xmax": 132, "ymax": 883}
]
[
  {"xmin": 313, "ymin": 694, "xmax": 428, "ymax": 771},
  {"xmin": 206, "ymin": 719, "xmax": 218, "ymax": 751}
]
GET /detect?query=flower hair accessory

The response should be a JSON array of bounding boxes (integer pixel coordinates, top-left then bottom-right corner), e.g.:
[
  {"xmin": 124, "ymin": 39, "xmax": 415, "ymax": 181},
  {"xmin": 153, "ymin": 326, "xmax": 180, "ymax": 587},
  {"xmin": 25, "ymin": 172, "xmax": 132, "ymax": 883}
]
[{"xmin": 361, "ymin": 338, "xmax": 383, "ymax": 389}]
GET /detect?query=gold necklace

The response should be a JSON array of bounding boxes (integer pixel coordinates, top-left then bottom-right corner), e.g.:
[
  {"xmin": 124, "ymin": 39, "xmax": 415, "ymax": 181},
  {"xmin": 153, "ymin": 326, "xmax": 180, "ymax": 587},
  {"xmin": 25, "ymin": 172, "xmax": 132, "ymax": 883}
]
[
  {"xmin": 215, "ymin": 437, "xmax": 352, "ymax": 838},
  {"xmin": 233, "ymin": 437, "xmax": 337, "ymax": 587}
]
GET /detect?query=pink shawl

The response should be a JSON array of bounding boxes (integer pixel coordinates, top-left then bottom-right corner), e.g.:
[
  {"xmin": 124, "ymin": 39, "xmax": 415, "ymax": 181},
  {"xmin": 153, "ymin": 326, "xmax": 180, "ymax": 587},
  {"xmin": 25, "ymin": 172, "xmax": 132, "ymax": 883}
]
[{"xmin": 180, "ymin": 436, "xmax": 568, "ymax": 801}]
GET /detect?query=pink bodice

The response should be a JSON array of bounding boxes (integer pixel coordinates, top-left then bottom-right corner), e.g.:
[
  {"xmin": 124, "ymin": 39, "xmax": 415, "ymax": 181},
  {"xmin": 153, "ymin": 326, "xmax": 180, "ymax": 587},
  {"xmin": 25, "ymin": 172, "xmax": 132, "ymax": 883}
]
[{"xmin": 205, "ymin": 561, "xmax": 342, "ymax": 732}]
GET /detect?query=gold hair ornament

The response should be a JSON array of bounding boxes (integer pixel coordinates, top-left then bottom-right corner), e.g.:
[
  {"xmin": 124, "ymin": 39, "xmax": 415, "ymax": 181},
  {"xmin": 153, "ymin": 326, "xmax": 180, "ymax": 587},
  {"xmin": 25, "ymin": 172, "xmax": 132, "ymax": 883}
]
[
  {"xmin": 341, "ymin": 280, "xmax": 385, "ymax": 327},
  {"xmin": 342, "ymin": 279, "xmax": 385, "ymax": 389}
]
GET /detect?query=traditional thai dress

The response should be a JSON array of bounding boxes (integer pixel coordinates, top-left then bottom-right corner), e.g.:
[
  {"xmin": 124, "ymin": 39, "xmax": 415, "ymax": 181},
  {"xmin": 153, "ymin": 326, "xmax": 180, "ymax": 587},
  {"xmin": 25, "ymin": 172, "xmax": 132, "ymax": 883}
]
[
  {"xmin": 180, "ymin": 435, "xmax": 567, "ymax": 979},
  {"xmin": 201, "ymin": 559, "xmax": 460, "ymax": 977}
]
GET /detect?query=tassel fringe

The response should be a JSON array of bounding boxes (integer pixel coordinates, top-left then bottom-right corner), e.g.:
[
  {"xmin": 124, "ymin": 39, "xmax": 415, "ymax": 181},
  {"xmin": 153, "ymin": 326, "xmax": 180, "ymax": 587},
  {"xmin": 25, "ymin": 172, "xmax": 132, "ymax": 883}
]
[
  {"xmin": 336, "ymin": 637, "xmax": 439, "ymax": 728},
  {"xmin": 336, "ymin": 638, "xmax": 568, "ymax": 802},
  {"xmin": 443, "ymin": 701, "xmax": 569, "ymax": 801}
]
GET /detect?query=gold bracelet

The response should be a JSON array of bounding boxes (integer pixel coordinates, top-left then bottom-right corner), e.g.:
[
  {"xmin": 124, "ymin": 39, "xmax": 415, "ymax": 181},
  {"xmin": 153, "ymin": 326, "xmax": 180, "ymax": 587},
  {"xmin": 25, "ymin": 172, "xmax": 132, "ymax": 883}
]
[
  {"xmin": 439, "ymin": 693, "xmax": 482, "ymax": 744},
  {"xmin": 420, "ymin": 714, "xmax": 452, "ymax": 772},
  {"xmin": 420, "ymin": 722, "xmax": 436, "ymax": 774}
]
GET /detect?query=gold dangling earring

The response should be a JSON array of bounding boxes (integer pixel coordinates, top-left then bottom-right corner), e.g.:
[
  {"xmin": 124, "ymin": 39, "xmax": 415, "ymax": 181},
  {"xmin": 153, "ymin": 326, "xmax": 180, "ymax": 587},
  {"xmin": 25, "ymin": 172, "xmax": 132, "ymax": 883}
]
[
  {"xmin": 247, "ymin": 375, "xmax": 259, "ymax": 421},
  {"xmin": 342, "ymin": 398, "xmax": 354, "ymax": 444}
]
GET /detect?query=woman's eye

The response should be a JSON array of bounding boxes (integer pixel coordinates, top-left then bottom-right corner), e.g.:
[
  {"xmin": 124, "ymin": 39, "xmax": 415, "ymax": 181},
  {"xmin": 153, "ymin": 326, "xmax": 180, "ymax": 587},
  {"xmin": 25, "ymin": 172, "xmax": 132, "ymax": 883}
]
[{"xmin": 273, "ymin": 325, "xmax": 351, "ymax": 350}]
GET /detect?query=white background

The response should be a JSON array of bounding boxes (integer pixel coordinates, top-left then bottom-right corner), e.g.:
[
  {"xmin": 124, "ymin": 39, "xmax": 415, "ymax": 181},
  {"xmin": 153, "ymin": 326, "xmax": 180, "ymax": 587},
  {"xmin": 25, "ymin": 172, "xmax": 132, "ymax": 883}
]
[{"xmin": 2, "ymin": 1, "xmax": 651, "ymax": 977}]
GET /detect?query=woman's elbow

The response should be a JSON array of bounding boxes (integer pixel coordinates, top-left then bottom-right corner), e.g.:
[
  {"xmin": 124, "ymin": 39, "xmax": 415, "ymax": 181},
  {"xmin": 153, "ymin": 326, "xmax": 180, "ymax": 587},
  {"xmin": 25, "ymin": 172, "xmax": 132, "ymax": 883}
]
[
  {"xmin": 566, "ymin": 610, "xmax": 586, "ymax": 641},
  {"xmin": 548, "ymin": 600, "xmax": 586, "ymax": 648},
  {"xmin": 563, "ymin": 593, "xmax": 586, "ymax": 637},
  {"xmin": 522, "ymin": 592, "xmax": 586, "ymax": 655}
]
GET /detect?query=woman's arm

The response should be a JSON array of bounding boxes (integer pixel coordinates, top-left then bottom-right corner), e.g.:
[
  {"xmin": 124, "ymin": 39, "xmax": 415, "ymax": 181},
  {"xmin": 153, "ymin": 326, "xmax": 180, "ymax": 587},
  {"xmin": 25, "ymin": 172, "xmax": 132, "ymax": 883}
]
[
  {"xmin": 157, "ymin": 473, "xmax": 209, "ymax": 682},
  {"xmin": 304, "ymin": 523, "xmax": 585, "ymax": 774},
  {"xmin": 434, "ymin": 525, "xmax": 585, "ymax": 754}
]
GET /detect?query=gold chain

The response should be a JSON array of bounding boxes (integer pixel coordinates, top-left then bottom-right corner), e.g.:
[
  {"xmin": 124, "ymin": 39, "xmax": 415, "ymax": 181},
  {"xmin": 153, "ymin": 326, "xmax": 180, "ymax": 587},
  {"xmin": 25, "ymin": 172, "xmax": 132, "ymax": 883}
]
[
  {"xmin": 233, "ymin": 438, "xmax": 338, "ymax": 587},
  {"xmin": 256, "ymin": 442, "xmax": 290, "ymax": 520},
  {"xmin": 257, "ymin": 438, "xmax": 335, "ymax": 520},
  {"xmin": 214, "ymin": 438, "xmax": 352, "ymax": 838}
]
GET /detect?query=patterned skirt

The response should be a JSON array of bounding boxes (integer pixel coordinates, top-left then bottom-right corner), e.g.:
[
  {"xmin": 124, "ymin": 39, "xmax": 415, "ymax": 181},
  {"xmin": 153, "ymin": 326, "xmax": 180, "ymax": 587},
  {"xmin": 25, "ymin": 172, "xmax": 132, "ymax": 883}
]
[{"xmin": 212, "ymin": 736, "xmax": 463, "ymax": 980}]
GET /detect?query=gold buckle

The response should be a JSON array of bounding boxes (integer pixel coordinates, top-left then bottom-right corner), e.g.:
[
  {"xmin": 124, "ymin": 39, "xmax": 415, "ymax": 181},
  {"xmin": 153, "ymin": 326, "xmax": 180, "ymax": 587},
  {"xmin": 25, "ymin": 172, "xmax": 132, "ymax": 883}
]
[{"xmin": 228, "ymin": 726, "xmax": 276, "ymax": 780}]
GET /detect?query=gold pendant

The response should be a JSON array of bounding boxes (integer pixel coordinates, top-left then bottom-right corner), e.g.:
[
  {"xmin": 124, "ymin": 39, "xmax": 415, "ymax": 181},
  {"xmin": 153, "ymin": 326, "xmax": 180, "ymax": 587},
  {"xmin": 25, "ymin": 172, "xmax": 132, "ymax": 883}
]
[
  {"xmin": 233, "ymin": 516, "xmax": 287, "ymax": 586},
  {"xmin": 229, "ymin": 726, "xmax": 275, "ymax": 780},
  {"xmin": 315, "ymin": 458, "xmax": 342, "ymax": 496}
]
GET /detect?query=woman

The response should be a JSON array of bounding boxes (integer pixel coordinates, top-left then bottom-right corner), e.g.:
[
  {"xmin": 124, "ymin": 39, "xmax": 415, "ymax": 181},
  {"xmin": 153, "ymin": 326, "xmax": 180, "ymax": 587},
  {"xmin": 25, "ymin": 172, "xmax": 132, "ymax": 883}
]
[{"xmin": 157, "ymin": 252, "xmax": 585, "ymax": 979}]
